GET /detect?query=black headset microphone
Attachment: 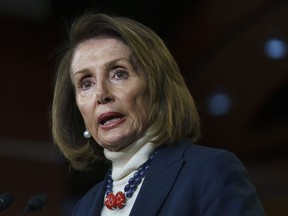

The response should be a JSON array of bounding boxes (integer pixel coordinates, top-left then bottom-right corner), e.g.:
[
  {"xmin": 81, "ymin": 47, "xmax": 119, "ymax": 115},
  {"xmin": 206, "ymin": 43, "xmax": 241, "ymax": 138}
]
[
  {"xmin": 0, "ymin": 192, "xmax": 47, "ymax": 215},
  {"xmin": 0, "ymin": 192, "xmax": 14, "ymax": 212},
  {"xmin": 19, "ymin": 194, "xmax": 48, "ymax": 216}
]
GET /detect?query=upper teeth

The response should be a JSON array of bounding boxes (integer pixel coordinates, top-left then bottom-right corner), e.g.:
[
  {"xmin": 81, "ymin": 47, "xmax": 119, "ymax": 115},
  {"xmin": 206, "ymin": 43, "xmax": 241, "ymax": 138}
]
[{"xmin": 103, "ymin": 117, "xmax": 122, "ymax": 125}]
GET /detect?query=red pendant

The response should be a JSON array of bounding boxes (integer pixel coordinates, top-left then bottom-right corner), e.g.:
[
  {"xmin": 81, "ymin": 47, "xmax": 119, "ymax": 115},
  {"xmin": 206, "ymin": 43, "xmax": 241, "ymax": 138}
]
[
  {"xmin": 104, "ymin": 192, "xmax": 127, "ymax": 210},
  {"xmin": 104, "ymin": 193, "xmax": 117, "ymax": 210},
  {"xmin": 115, "ymin": 192, "xmax": 126, "ymax": 209}
]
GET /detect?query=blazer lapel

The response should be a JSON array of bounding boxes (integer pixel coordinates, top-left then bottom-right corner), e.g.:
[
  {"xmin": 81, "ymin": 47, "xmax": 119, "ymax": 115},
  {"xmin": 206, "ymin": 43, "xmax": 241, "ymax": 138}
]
[
  {"xmin": 89, "ymin": 174, "xmax": 109, "ymax": 216},
  {"xmin": 130, "ymin": 141, "xmax": 189, "ymax": 216}
]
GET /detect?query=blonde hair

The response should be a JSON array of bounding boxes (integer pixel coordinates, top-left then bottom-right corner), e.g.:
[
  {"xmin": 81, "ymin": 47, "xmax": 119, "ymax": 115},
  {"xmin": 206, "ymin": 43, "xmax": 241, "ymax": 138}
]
[{"xmin": 52, "ymin": 13, "xmax": 200, "ymax": 170}]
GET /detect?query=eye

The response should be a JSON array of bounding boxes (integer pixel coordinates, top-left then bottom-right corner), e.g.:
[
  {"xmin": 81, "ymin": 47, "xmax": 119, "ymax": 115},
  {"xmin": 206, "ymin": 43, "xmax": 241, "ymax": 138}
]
[
  {"xmin": 113, "ymin": 69, "xmax": 128, "ymax": 80},
  {"xmin": 79, "ymin": 78, "xmax": 95, "ymax": 90}
]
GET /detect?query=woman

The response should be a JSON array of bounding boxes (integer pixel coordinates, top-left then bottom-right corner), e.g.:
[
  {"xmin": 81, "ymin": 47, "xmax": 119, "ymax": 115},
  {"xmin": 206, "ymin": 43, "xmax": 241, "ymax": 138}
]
[{"xmin": 52, "ymin": 13, "xmax": 265, "ymax": 216}]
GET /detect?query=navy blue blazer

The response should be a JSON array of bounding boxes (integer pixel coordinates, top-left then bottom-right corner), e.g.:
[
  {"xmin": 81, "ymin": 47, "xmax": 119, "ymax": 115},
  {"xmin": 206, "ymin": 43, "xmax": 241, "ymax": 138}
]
[{"xmin": 73, "ymin": 140, "xmax": 265, "ymax": 216}]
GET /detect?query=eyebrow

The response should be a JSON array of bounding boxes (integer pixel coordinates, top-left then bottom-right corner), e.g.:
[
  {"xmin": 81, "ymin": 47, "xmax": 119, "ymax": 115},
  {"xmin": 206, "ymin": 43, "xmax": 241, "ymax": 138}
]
[
  {"xmin": 104, "ymin": 57, "xmax": 129, "ymax": 70},
  {"xmin": 71, "ymin": 69, "xmax": 91, "ymax": 85},
  {"xmin": 72, "ymin": 57, "xmax": 132, "ymax": 77}
]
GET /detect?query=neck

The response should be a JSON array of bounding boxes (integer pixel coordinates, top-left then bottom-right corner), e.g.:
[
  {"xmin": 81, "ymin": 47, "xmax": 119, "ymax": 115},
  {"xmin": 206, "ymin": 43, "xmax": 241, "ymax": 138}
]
[{"xmin": 103, "ymin": 130, "xmax": 157, "ymax": 180}]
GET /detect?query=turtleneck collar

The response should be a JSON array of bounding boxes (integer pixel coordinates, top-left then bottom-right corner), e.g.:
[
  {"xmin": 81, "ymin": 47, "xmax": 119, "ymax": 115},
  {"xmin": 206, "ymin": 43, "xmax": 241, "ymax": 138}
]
[{"xmin": 103, "ymin": 130, "xmax": 158, "ymax": 181}]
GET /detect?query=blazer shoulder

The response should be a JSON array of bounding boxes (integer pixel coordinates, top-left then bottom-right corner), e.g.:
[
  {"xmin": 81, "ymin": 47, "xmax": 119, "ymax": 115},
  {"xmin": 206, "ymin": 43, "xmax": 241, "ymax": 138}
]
[
  {"xmin": 182, "ymin": 141, "xmax": 243, "ymax": 166},
  {"xmin": 168, "ymin": 140, "xmax": 265, "ymax": 216},
  {"xmin": 174, "ymin": 140, "xmax": 250, "ymax": 183}
]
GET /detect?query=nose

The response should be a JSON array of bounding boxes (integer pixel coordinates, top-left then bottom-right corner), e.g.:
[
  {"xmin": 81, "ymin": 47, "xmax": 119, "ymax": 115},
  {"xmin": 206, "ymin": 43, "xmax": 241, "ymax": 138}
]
[{"xmin": 96, "ymin": 82, "xmax": 113, "ymax": 105}]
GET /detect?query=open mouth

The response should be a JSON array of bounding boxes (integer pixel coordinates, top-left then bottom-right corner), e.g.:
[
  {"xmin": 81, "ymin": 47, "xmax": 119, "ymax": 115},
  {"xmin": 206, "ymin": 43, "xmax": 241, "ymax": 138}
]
[{"xmin": 98, "ymin": 112, "xmax": 125, "ymax": 127}]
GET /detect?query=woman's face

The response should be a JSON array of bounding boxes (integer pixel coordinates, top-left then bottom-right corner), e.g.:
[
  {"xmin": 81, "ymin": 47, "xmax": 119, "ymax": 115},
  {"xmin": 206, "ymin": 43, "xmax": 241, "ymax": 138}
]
[{"xmin": 71, "ymin": 38, "xmax": 150, "ymax": 151}]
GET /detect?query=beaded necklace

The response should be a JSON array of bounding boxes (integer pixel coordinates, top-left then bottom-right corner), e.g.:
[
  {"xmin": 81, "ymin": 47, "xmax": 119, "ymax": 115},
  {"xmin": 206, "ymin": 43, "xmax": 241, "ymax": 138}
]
[{"xmin": 104, "ymin": 151, "xmax": 157, "ymax": 210}]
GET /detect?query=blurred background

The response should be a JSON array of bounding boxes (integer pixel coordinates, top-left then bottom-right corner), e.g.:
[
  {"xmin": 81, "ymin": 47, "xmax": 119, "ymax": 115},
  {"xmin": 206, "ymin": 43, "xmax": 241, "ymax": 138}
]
[{"xmin": 0, "ymin": 0, "xmax": 287, "ymax": 215}]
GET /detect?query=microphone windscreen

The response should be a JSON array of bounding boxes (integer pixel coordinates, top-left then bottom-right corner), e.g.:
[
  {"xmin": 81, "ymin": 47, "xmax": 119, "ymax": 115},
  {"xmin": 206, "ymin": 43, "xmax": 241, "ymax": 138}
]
[
  {"xmin": 0, "ymin": 192, "xmax": 13, "ymax": 211},
  {"xmin": 27, "ymin": 194, "xmax": 47, "ymax": 212}
]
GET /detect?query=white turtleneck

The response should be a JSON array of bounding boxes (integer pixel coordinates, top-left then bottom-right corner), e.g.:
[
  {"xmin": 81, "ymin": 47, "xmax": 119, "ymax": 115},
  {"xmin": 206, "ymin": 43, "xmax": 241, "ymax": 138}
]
[{"xmin": 100, "ymin": 132, "xmax": 158, "ymax": 216}]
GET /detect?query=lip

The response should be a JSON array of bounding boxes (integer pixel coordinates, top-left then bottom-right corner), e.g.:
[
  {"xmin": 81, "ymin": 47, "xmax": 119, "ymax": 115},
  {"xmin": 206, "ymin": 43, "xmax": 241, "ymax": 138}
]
[{"xmin": 98, "ymin": 112, "xmax": 126, "ymax": 130}]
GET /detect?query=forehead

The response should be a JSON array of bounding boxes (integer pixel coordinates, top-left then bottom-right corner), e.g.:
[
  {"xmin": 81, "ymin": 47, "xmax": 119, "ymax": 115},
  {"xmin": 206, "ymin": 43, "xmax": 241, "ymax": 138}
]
[{"xmin": 71, "ymin": 38, "xmax": 131, "ymax": 72}]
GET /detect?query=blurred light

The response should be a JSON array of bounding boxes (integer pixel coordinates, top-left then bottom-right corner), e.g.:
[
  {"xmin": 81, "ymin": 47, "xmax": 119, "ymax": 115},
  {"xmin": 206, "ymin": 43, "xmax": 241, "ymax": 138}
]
[
  {"xmin": 207, "ymin": 92, "xmax": 232, "ymax": 116},
  {"xmin": 264, "ymin": 39, "xmax": 287, "ymax": 59}
]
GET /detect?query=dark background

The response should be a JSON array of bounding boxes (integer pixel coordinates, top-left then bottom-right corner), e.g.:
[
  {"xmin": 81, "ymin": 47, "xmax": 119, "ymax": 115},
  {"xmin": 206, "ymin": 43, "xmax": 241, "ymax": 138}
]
[{"xmin": 0, "ymin": 0, "xmax": 287, "ymax": 215}]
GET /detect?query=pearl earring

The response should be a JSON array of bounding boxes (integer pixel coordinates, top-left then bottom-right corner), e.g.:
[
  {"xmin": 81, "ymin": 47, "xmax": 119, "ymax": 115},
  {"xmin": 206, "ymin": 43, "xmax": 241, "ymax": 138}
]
[{"xmin": 83, "ymin": 129, "xmax": 91, "ymax": 139}]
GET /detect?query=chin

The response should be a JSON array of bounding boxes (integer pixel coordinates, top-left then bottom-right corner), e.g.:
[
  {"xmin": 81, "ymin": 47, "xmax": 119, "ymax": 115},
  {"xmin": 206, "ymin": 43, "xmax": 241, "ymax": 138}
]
[
  {"xmin": 101, "ymin": 142, "xmax": 127, "ymax": 152},
  {"xmin": 98, "ymin": 139, "xmax": 124, "ymax": 151},
  {"xmin": 97, "ymin": 128, "xmax": 139, "ymax": 150}
]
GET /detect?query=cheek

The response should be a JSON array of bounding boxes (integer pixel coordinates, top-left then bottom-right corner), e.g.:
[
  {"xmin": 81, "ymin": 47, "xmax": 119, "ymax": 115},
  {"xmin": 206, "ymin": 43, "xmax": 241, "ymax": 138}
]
[
  {"xmin": 129, "ymin": 91, "xmax": 150, "ymax": 123},
  {"xmin": 76, "ymin": 95, "xmax": 94, "ymax": 125}
]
